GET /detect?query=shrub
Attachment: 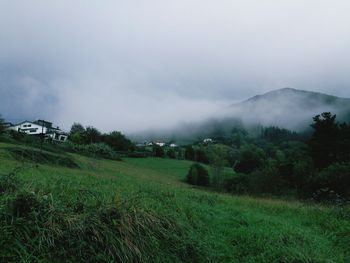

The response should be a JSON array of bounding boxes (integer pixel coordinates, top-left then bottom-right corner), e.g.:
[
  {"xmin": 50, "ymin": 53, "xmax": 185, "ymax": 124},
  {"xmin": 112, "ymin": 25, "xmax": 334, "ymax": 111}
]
[
  {"xmin": 224, "ymin": 173, "xmax": 250, "ymax": 194},
  {"xmin": 184, "ymin": 146, "xmax": 195, "ymax": 161},
  {"xmin": 248, "ymin": 161, "xmax": 281, "ymax": 194},
  {"xmin": 312, "ymin": 162, "xmax": 350, "ymax": 199},
  {"xmin": 186, "ymin": 163, "xmax": 210, "ymax": 186},
  {"xmin": 225, "ymin": 161, "xmax": 283, "ymax": 195},
  {"xmin": 0, "ymin": 172, "xmax": 20, "ymax": 194},
  {"xmin": 8, "ymin": 130, "xmax": 26, "ymax": 141},
  {"xmin": 153, "ymin": 145, "xmax": 165, "ymax": 158},
  {"xmin": 234, "ymin": 144, "xmax": 266, "ymax": 174},
  {"xmin": 195, "ymin": 148, "xmax": 209, "ymax": 164},
  {"xmin": 167, "ymin": 149, "xmax": 176, "ymax": 159},
  {"xmin": 312, "ymin": 188, "xmax": 343, "ymax": 203},
  {"xmin": 103, "ymin": 131, "xmax": 134, "ymax": 151},
  {"xmin": 66, "ymin": 142, "xmax": 120, "ymax": 160}
]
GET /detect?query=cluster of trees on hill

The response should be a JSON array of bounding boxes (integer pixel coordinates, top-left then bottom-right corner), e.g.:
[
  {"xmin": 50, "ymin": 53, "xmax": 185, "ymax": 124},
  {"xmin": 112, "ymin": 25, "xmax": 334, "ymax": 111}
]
[
  {"xmin": 63, "ymin": 123, "xmax": 135, "ymax": 159},
  {"xmin": 68, "ymin": 123, "xmax": 134, "ymax": 152},
  {"xmin": 184, "ymin": 112, "xmax": 350, "ymax": 202}
]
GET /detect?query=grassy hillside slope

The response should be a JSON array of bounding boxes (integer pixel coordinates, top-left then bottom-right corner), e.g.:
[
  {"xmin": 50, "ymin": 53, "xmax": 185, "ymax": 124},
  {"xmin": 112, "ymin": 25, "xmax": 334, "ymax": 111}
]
[{"xmin": 0, "ymin": 142, "xmax": 349, "ymax": 262}]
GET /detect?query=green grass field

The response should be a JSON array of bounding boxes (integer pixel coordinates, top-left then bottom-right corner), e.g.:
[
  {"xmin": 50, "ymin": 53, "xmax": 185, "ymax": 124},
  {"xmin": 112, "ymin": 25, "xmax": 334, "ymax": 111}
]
[{"xmin": 0, "ymin": 142, "xmax": 349, "ymax": 262}]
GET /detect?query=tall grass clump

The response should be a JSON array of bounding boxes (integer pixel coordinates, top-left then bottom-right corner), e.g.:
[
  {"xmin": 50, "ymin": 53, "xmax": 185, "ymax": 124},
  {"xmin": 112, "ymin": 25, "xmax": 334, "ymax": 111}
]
[
  {"xmin": 0, "ymin": 171, "xmax": 202, "ymax": 263},
  {"xmin": 186, "ymin": 163, "xmax": 210, "ymax": 187}
]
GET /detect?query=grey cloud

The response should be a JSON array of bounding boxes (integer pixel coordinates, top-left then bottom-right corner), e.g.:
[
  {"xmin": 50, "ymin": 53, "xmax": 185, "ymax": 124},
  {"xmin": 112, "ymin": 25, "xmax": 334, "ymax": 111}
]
[{"xmin": 0, "ymin": 0, "xmax": 350, "ymax": 132}]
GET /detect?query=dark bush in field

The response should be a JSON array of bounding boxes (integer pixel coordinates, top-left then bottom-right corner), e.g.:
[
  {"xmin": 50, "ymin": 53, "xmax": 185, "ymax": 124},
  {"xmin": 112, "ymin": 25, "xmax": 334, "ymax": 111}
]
[
  {"xmin": 153, "ymin": 145, "xmax": 165, "ymax": 157},
  {"xmin": 185, "ymin": 146, "xmax": 195, "ymax": 161},
  {"xmin": 103, "ymin": 131, "xmax": 134, "ymax": 152},
  {"xmin": 0, "ymin": 172, "xmax": 20, "ymax": 194},
  {"xmin": 234, "ymin": 144, "xmax": 266, "ymax": 174},
  {"xmin": 167, "ymin": 149, "xmax": 176, "ymax": 159},
  {"xmin": 311, "ymin": 162, "xmax": 350, "ymax": 199},
  {"xmin": 186, "ymin": 163, "xmax": 210, "ymax": 186},
  {"xmin": 225, "ymin": 161, "xmax": 284, "ymax": 195},
  {"xmin": 224, "ymin": 173, "xmax": 250, "ymax": 194},
  {"xmin": 195, "ymin": 148, "xmax": 210, "ymax": 164}
]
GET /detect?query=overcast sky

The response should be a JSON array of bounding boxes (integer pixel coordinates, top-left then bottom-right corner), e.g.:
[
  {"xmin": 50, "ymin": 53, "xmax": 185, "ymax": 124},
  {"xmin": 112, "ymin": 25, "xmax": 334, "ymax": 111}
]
[{"xmin": 1, "ymin": 0, "xmax": 350, "ymax": 132}]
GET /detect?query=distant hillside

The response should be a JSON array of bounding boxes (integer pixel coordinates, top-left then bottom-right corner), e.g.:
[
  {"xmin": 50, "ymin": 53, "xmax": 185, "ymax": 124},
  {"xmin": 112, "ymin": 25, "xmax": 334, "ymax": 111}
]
[{"xmin": 229, "ymin": 88, "xmax": 350, "ymax": 130}]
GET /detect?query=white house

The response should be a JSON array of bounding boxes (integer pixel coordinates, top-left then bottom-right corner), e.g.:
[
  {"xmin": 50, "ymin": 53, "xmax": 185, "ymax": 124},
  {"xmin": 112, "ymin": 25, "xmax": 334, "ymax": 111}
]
[
  {"xmin": 7, "ymin": 120, "xmax": 68, "ymax": 142},
  {"xmin": 203, "ymin": 138, "xmax": 213, "ymax": 143}
]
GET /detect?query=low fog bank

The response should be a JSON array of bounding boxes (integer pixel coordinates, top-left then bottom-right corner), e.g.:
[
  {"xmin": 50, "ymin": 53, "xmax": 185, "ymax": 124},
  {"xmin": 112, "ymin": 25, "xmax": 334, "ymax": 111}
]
[
  {"xmin": 130, "ymin": 88, "xmax": 350, "ymax": 143},
  {"xmin": 227, "ymin": 88, "xmax": 350, "ymax": 130}
]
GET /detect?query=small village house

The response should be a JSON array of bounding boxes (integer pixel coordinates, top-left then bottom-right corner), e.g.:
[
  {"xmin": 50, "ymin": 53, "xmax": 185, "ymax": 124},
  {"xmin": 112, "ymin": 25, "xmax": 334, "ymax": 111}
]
[{"xmin": 7, "ymin": 120, "xmax": 68, "ymax": 142}]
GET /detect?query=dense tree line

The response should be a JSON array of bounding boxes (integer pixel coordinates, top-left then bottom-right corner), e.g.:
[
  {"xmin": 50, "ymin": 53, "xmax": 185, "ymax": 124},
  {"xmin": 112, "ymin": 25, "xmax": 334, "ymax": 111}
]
[
  {"xmin": 69, "ymin": 123, "xmax": 134, "ymax": 152},
  {"xmin": 184, "ymin": 112, "xmax": 350, "ymax": 202}
]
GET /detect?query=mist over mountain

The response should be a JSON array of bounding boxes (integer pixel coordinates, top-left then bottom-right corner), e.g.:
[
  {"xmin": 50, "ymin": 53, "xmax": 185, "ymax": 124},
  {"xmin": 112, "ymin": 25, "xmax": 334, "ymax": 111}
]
[
  {"xmin": 228, "ymin": 87, "xmax": 350, "ymax": 130},
  {"xmin": 131, "ymin": 88, "xmax": 350, "ymax": 142}
]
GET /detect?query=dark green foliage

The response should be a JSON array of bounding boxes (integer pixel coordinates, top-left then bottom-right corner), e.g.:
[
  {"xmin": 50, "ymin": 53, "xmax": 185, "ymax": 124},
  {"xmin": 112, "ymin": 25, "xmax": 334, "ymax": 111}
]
[
  {"xmin": 153, "ymin": 145, "xmax": 165, "ymax": 157},
  {"xmin": 311, "ymin": 162, "xmax": 350, "ymax": 199},
  {"xmin": 234, "ymin": 144, "xmax": 266, "ymax": 174},
  {"xmin": 186, "ymin": 163, "xmax": 210, "ymax": 186},
  {"xmin": 184, "ymin": 146, "xmax": 195, "ymax": 160},
  {"xmin": 0, "ymin": 172, "xmax": 20, "ymax": 194},
  {"xmin": 184, "ymin": 146, "xmax": 209, "ymax": 164},
  {"xmin": 83, "ymin": 126, "xmax": 102, "ymax": 144},
  {"xmin": 248, "ymin": 161, "xmax": 282, "ymax": 194},
  {"xmin": 69, "ymin": 123, "xmax": 135, "ymax": 152},
  {"xmin": 229, "ymin": 127, "xmax": 248, "ymax": 148},
  {"xmin": 7, "ymin": 130, "xmax": 26, "ymax": 141},
  {"xmin": 167, "ymin": 149, "xmax": 176, "ymax": 159},
  {"xmin": 67, "ymin": 143, "xmax": 120, "ymax": 160},
  {"xmin": 224, "ymin": 173, "xmax": 250, "ymax": 194},
  {"xmin": 226, "ymin": 161, "xmax": 282, "ymax": 195},
  {"xmin": 7, "ymin": 147, "xmax": 79, "ymax": 168},
  {"xmin": 69, "ymin": 123, "xmax": 86, "ymax": 144},
  {"xmin": 12, "ymin": 191, "xmax": 40, "ymax": 217},
  {"xmin": 309, "ymin": 112, "xmax": 350, "ymax": 168},
  {"xmin": 195, "ymin": 148, "xmax": 209, "ymax": 164},
  {"xmin": 261, "ymin": 126, "xmax": 301, "ymax": 143},
  {"xmin": 69, "ymin": 122, "xmax": 85, "ymax": 134},
  {"xmin": 103, "ymin": 131, "xmax": 134, "ymax": 151}
]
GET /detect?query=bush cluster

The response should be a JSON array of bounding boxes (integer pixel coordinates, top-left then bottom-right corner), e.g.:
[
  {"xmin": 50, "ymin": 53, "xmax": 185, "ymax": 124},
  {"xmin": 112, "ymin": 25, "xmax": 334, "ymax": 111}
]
[
  {"xmin": 66, "ymin": 142, "xmax": 120, "ymax": 160},
  {"xmin": 186, "ymin": 163, "xmax": 210, "ymax": 187}
]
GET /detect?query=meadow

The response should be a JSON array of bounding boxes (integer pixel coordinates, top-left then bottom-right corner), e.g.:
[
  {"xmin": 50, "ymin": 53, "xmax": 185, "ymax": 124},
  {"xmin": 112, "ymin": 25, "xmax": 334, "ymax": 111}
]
[{"xmin": 0, "ymin": 142, "xmax": 349, "ymax": 262}]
